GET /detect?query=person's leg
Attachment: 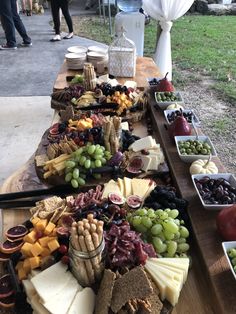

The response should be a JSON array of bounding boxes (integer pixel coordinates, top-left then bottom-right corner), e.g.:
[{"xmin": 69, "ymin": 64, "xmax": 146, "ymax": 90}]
[
  {"xmin": 26, "ymin": 0, "xmax": 32, "ymax": 15},
  {"xmin": 21, "ymin": 0, "xmax": 26, "ymax": 13},
  {"xmin": 0, "ymin": 0, "xmax": 17, "ymax": 48},
  {"xmin": 60, "ymin": 0, "xmax": 73, "ymax": 35},
  {"xmin": 11, "ymin": 0, "xmax": 32, "ymax": 44},
  {"xmin": 50, "ymin": 0, "xmax": 61, "ymax": 35}
]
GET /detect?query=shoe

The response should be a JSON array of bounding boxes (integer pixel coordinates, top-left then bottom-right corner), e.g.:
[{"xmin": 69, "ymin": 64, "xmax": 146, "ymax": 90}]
[
  {"xmin": 26, "ymin": 10, "xmax": 32, "ymax": 16},
  {"xmin": 63, "ymin": 33, "xmax": 73, "ymax": 39},
  {"xmin": 0, "ymin": 44, "xmax": 17, "ymax": 50},
  {"xmin": 21, "ymin": 42, "xmax": 32, "ymax": 47},
  {"xmin": 85, "ymin": 6, "xmax": 90, "ymax": 10},
  {"xmin": 50, "ymin": 35, "xmax": 61, "ymax": 42}
]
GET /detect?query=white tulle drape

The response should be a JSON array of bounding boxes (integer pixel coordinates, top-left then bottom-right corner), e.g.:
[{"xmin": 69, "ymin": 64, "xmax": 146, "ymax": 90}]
[{"xmin": 142, "ymin": 0, "xmax": 194, "ymax": 80}]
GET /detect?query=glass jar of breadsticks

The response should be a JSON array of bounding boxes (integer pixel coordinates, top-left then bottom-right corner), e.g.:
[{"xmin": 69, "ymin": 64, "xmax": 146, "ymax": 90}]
[{"xmin": 69, "ymin": 214, "xmax": 105, "ymax": 287}]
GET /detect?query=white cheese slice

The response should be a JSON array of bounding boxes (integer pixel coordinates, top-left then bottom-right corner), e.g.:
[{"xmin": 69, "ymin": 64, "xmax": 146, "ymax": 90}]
[
  {"xmin": 141, "ymin": 156, "xmax": 152, "ymax": 172},
  {"xmin": 117, "ymin": 178, "xmax": 124, "ymax": 197},
  {"xmin": 124, "ymin": 177, "xmax": 132, "ymax": 197},
  {"xmin": 154, "ymin": 264, "xmax": 184, "ymax": 285},
  {"xmin": 124, "ymin": 80, "xmax": 137, "ymax": 89},
  {"xmin": 31, "ymin": 295, "xmax": 50, "ymax": 314},
  {"xmin": 143, "ymin": 181, "xmax": 156, "ymax": 200},
  {"xmin": 131, "ymin": 179, "xmax": 151, "ymax": 199},
  {"xmin": 129, "ymin": 136, "xmax": 155, "ymax": 152},
  {"xmin": 121, "ymin": 122, "xmax": 129, "ymax": 131},
  {"xmin": 67, "ymin": 287, "xmax": 96, "ymax": 314},
  {"xmin": 22, "ymin": 279, "xmax": 36, "ymax": 301},
  {"xmin": 31, "ymin": 262, "xmax": 70, "ymax": 304},
  {"xmin": 102, "ymin": 180, "xmax": 121, "ymax": 198},
  {"xmin": 149, "ymin": 155, "xmax": 159, "ymax": 170},
  {"xmin": 43, "ymin": 274, "xmax": 81, "ymax": 314}
]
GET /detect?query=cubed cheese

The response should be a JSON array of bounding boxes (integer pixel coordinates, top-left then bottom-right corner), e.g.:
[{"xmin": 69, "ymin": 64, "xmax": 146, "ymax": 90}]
[
  {"xmin": 35, "ymin": 219, "xmax": 48, "ymax": 232},
  {"xmin": 38, "ymin": 236, "xmax": 50, "ymax": 247},
  {"xmin": 23, "ymin": 258, "xmax": 31, "ymax": 274},
  {"xmin": 29, "ymin": 256, "xmax": 41, "ymax": 269},
  {"xmin": 40, "ymin": 247, "xmax": 51, "ymax": 257},
  {"xmin": 31, "ymin": 217, "xmax": 41, "ymax": 227},
  {"xmin": 44, "ymin": 222, "xmax": 56, "ymax": 236},
  {"xmin": 68, "ymin": 288, "xmax": 96, "ymax": 314},
  {"xmin": 24, "ymin": 230, "xmax": 37, "ymax": 244},
  {"xmin": 31, "ymin": 242, "xmax": 43, "ymax": 257},
  {"xmin": 47, "ymin": 239, "xmax": 60, "ymax": 252},
  {"xmin": 21, "ymin": 242, "xmax": 33, "ymax": 257},
  {"xmin": 18, "ymin": 267, "xmax": 27, "ymax": 281}
]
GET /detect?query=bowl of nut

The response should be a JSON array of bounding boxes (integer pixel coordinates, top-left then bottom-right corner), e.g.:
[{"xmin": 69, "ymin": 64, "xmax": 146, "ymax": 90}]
[
  {"xmin": 154, "ymin": 91, "xmax": 184, "ymax": 109},
  {"xmin": 192, "ymin": 173, "xmax": 236, "ymax": 210},
  {"xmin": 175, "ymin": 135, "xmax": 217, "ymax": 163},
  {"xmin": 222, "ymin": 241, "xmax": 236, "ymax": 280},
  {"xmin": 164, "ymin": 109, "xmax": 200, "ymax": 126}
]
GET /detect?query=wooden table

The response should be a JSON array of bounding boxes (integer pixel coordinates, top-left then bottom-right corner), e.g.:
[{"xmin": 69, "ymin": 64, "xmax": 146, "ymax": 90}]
[
  {"xmin": 53, "ymin": 56, "xmax": 161, "ymax": 91},
  {"xmin": 1, "ymin": 58, "xmax": 235, "ymax": 313}
]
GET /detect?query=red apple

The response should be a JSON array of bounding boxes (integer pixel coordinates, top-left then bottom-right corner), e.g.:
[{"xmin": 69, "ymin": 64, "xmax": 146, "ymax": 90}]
[{"xmin": 216, "ymin": 204, "xmax": 236, "ymax": 240}]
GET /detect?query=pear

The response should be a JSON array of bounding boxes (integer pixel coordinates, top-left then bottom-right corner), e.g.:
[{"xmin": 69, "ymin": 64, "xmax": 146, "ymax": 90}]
[{"xmin": 157, "ymin": 72, "xmax": 175, "ymax": 92}]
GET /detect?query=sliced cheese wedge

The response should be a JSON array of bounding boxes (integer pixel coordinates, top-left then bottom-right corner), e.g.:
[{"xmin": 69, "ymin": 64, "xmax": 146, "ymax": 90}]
[
  {"xmin": 151, "ymin": 263, "xmax": 184, "ymax": 286},
  {"xmin": 117, "ymin": 178, "xmax": 124, "ymax": 197},
  {"xmin": 129, "ymin": 136, "xmax": 155, "ymax": 152},
  {"xmin": 31, "ymin": 295, "xmax": 50, "ymax": 314},
  {"xmin": 141, "ymin": 156, "xmax": 152, "ymax": 172},
  {"xmin": 102, "ymin": 180, "xmax": 121, "ymax": 198},
  {"xmin": 124, "ymin": 177, "xmax": 132, "ymax": 197},
  {"xmin": 131, "ymin": 178, "xmax": 151, "ymax": 199},
  {"xmin": 67, "ymin": 287, "xmax": 96, "ymax": 314},
  {"xmin": 31, "ymin": 262, "xmax": 70, "ymax": 304},
  {"xmin": 43, "ymin": 273, "xmax": 81, "ymax": 314}
]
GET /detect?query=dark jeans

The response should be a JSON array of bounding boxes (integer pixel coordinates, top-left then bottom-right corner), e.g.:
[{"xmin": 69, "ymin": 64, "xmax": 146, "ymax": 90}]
[
  {"xmin": 51, "ymin": 0, "xmax": 73, "ymax": 35},
  {"xmin": 0, "ymin": 0, "xmax": 31, "ymax": 47}
]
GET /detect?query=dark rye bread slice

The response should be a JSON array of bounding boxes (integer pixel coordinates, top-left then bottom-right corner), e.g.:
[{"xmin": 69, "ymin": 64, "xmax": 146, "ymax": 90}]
[
  {"xmin": 95, "ymin": 269, "xmax": 116, "ymax": 314},
  {"xmin": 145, "ymin": 277, "xmax": 163, "ymax": 314},
  {"xmin": 110, "ymin": 266, "xmax": 153, "ymax": 313}
]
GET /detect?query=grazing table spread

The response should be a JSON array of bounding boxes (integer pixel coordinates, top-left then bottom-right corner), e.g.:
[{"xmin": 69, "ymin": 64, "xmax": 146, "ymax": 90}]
[{"xmin": 0, "ymin": 56, "xmax": 235, "ymax": 314}]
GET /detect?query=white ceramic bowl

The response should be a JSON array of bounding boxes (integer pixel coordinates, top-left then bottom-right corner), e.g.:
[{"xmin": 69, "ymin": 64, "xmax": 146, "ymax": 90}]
[
  {"xmin": 192, "ymin": 173, "xmax": 236, "ymax": 210},
  {"xmin": 154, "ymin": 91, "xmax": 184, "ymax": 109},
  {"xmin": 175, "ymin": 135, "xmax": 217, "ymax": 163},
  {"xmin": 222, "ymin": 241, "xmax": 236, "ymax": 280},
  {"xmin": 67, "ymin": 46, "xmax": 88, "ymax": 53},
  {"xmin": 164, "ymin": 109, "xmax": 200, "ymax": 126}
]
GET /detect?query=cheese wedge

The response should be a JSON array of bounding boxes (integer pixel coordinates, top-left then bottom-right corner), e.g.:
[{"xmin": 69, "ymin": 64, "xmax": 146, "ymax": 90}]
[
  {"xmin": 31, "ymin": 262, "xmax": 70, "ymax": 304},
  {"xmin": 67, "ymin": 288, "xmax": 96, "ymax": 314},
  {"xmin": 141, "ymin": 156, "xmax": 152, "ymax": 172},
  {"xmin": 102, "ymin": 180, "xmax": 121, "ymax": 198},
  {"xmin": 131, "ymin": 178, "xmax": 151, "ymax": 199},
  {"xmin": 143, "ymin": 181, "xmax": 156, "ymax": 200},
  {"xmin": 117, "ymin": 178, "xmax": 124, "ymax": 197},
  {"xmin": 31, "ymin": 295, "xmax": 50, "ymax": 314},
  {"xmin": 124, "ymin": 177, "xmax": 132, "ymax": 197},
  {"xmin": 43, "ymin": 274, "xmax": 81, "ymax": 314},
  {"xmin": 129, "ymin": 136, "xmax": 155, "ymax": 152}
]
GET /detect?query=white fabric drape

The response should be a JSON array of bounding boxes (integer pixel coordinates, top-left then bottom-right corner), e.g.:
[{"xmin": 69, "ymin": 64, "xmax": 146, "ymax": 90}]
[{"xmin": 142, "ymin": 0, "xmax": 194, "ymax": 80}]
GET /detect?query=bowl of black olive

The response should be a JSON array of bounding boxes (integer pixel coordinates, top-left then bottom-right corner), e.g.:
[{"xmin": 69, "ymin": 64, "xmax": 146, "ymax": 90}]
[{"xmin": 192, "ymin": 174, "xmax": 236, "ymax": 210}]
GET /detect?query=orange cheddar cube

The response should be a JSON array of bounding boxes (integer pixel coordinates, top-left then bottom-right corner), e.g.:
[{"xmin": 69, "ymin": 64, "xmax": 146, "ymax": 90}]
[
  {"xmin": 51, "ymin": 228, "xmax": 57, "ymax": 237},
  {"xmin": 40, "ymin": 247, "xmax": 51, "ymax": 257},
  {"xmin": 29, "ymin": 256, "xmax": 41, "ymax": 269},
  {"xmin": 31, "ymin": 217, "xmax": 41, "ymax": 227},
  {"xmin": 24, "ymin": 230, "xmax": 37, "ymax": 244},
  {"xmin": 18, "ymin": 267, "xmax": 27, "ymax": 281},
  {"xmin": 38, "ymin": 236, "xmax": 50, "ymax": 247},
  {"xmin": 35, "ymin": 219, "xmax": 48, "ymax": 232},
  {"xmin": 23, "ymin": 258, "xmax": 31, "ymax": 274},
  {"xmin": 31, "ymin": 242, "xmax": 43, "ymax": 257},
  {"xmin": 15, "ymin": 261, "xmax": 24, "ymax": 271},
  {"xmin": 21, "ymin": 242, "xmax": 33, "ymax": 257},
  {"xmin": 47, "ymin": 239, "xmax": 60, "ymax": 252},
  {"xmin": 44, "ymin": 222, "xmax": 56, "ymax": 236}
]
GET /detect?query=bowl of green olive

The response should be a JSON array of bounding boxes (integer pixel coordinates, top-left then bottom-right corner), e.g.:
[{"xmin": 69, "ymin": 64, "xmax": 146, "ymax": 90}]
[
  {"xmin": 222, "ymin": 241, "xmax": 236, "ymax": 280},
  {"xmin": 175, "ymin": 135, "xmax": 217, "ymax": 163}
]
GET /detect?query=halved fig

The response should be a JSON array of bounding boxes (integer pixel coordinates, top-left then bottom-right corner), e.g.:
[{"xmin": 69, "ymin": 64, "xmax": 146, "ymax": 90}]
[
  {"xmin": 0, "ymin": 240, "xmax": 23, "ymax": 254},
  {"xmin": 6, "ymin": 224, "xmax": 28, "ymax": 239},
  {"xmin": 126, "ymin": 157, "xmax": 143, "ymax": 174},
  {"xmin": 56, "ymin": 226, "xmax": 70, "ymax": 238},
  {"xmin": 6, "ymin": 236, "xmax": 24, "ymax": 243},
  {"xmin": 0, "ymin": 294, "xmax": 15, "ymax": 308},
  {"xmin": 0, "ymin": 252, "xmax": 11, "ymax": 262},
  {"xmin": 127, "ymin": 195, "xmax": 142, "ymax": 208},
  {"xmin": 109, "ymin": 193, "xmax": 125, "ymax": 205},
  {"xmin": 49, "ymin": 127, "xmax": 59, "ymax": 136},
  {"xmin": 0, "ymin": 274, "xmax": 14, "ymax": 298}
]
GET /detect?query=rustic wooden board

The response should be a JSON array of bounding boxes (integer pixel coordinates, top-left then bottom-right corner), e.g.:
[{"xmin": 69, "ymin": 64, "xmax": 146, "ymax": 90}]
[
  {"xmin": 150, "ymin": 100, "xmax": 236, "ymax": 314},
  {"xmin": 53, "ymin": 57, "xmax": 161, "ymax": 91}
]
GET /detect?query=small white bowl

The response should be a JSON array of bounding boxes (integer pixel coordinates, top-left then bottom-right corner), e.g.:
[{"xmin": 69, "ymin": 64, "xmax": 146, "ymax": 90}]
[
  {"xmin": 164, "ymin": 109, "xmax": 200, "ymax": 126},
  {"xmin": 222, "ymin": 241, "xmax": 236, "ymax": 280},
  {"xmin": 67, "ymin": 46, "xmax": 88, "ymax": 53},
  {"xmin": 154, "ymin": 91, "xmax": 184, "ymax": 109},
  {"xmin": 192, "ymin": 173, "xmax": 236, "ymax": 210},
  {"xmin": 175, "ymin": 135, "xmax": 217, "ymax": 163}
]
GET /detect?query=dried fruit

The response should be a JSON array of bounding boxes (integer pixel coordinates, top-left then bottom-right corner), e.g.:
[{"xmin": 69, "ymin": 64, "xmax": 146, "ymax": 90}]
[
  {"xmin": 0, "ymin": 252, "xmax": 11, "ymax": 262},
  {"xmin": 0, "ymin": 240, "xmax": 23, "ymax": 254},
  {"xmin": 0, "ymin": 294, "xmax": 15, "ymax": 308},
  {"xmin": 127, "ymin": 157, "xmax": 143, "ymax": 174},
  {"xmin": 58, "ymin": 245, "xmax": 68, "ymax": 255},
  {"xmin": 0, "ymin": 274, "xmax": 14, "ymax": 298},
  {"xmin": 109, "ymin": 193, "xmax": 125, "ymax": 205},
  {"xmin": 5, "ymin": 225, "xmax": 28, "ymax": 239},
  {"xmin": 127, "ymin": 195, "xmax": 142, "ymax": 209}
]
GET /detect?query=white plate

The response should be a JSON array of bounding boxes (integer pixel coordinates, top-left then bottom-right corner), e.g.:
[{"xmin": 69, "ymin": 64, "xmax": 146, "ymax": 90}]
[
  {"xmin": 87, "ymin": 51, "xmax": 107, "ymax": 58},
  {"xmin": 222, "ymin": 241, "xmax": 236, "ymax": 280},
  {"xmin": 67, "ymin": 46, "xmax": 88, "ymax": 53},
  {"xmin": 65, "ymin": 52, "xmax": 87, "ymax": 59},
  {"xmin": 175, "ymin": 135, "xmax": 217, "ymax": 163},
  {"xmin": 164, "ymin": 109, "xmax": 200, "ymax": 126},
  {"xmin": 88, "ymin": 45, "xmax": 108, "ymax": 54},
  {"xmin": 154, "ymin": 91, "xmax": 184, "ymax": 109},
  {"xmin": 192, "ymin": 173, "xmax": 236, "ymax": 210}
]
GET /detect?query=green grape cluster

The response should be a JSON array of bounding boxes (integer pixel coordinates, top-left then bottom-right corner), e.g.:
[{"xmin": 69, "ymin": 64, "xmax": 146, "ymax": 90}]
[
  {"xmin": 128, "ymin": 208, "xmax": 190, "ymax": 257},
  {"xmin": 227, "ymin": 248, "xmax": 236, "ymax": 273},
  {"xmin": 64, "ymin": 143, "xmax": 112, "ymax": 188}
]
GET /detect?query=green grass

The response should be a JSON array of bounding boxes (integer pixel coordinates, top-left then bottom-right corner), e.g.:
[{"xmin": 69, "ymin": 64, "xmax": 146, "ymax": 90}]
[{"xmin": 64, "ymin": 15, "xmax": 236, "ymax": 101}]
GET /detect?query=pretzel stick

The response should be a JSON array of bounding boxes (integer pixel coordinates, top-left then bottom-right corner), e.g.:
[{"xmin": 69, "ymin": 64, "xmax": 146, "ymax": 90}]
[
  {"xmin": 78, "ymin": 234, "xmax": 95, "ymax": 285},
  {"xmin": 83, "ymin": 229, "xmax": 101, "ymax": 279},
  {"xmin": 87, "ymin": 213, "xmax": 94, "ymax": 222}
]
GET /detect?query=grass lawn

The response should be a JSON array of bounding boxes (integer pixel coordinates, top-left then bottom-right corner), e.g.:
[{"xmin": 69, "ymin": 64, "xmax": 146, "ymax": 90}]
[{"xmin": 63, "ymin": 14, "xmax": 236, "ymax": 102}]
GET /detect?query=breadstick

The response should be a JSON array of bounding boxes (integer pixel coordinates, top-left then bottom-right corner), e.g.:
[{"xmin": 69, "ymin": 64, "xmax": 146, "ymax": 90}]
[
  {"xmin": 83, "ymin": 230, "xmax": 101, "ymax": 279},
  {"xmin": 92, "ymin": 232, "xmax": 102, "ymax": 263},
  {"xmin": 87, "ymin": 213, "xmax": 94, "ymax": 222},
  {"xmin": 90, "ymin": 223, "xmax": 97, "ymax": 233},
  {"xmin": 78, "ymin": 225, "xmax": 84, "ymax": 235},
  {"xmin": 78, "ymin": 235, "xmax": 95, "ymax": 285},
  {"xmin": 84, "ymin": 222, "xmax": 91, "ymax": 231},
  {"xmin": 97, "ymin": 225, "xmax": 103, "ymax": 243}
]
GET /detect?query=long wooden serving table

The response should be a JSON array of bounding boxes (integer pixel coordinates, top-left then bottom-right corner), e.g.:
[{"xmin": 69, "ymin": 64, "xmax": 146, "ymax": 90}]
[{"xmin": 1, "ymin": 57, "xmax": 235, "ymax": 313}]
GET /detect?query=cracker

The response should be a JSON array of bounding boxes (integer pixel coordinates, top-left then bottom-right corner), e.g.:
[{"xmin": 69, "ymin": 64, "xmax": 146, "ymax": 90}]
[{"xmin": 35, "ymin": 154, "xmax": 49, "ymax": 167}]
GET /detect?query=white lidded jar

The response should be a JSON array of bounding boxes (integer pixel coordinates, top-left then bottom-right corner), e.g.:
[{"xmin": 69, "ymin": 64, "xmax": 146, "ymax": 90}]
[
  {"xmin": 117, "ymin": 0, "xmax": 142, "ymax": 12},
  {"xmin": 108, "ymin": 28, "xmax": 136, "ymax": 78}
]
